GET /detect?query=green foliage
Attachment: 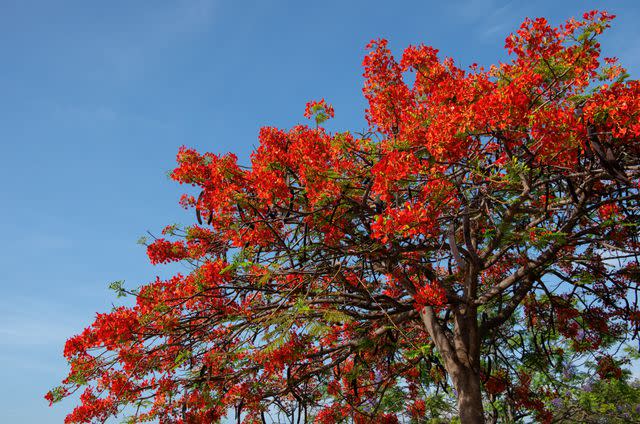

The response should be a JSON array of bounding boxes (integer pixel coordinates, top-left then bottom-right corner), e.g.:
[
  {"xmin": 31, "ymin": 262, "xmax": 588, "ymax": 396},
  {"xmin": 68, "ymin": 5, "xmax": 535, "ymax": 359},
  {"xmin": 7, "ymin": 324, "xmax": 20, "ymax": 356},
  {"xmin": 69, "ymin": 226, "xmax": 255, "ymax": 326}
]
[
  {"xmin": 550, "ymin": 376, "xmax": 640, "ymax": 423},
  {"xmin": 322, "ymin": 310, "xmax": 353, "ymax": 324},
  {"xmin": 108, "ymin": 280, "xmax": 128, "ymax": 298},
  {"xmin": 174, "ymin": 350, "xmax": 192, "ymax": 368},
  {"xmin": 47, "ymin": 386, "xmax": 67, "ymax": 404}
]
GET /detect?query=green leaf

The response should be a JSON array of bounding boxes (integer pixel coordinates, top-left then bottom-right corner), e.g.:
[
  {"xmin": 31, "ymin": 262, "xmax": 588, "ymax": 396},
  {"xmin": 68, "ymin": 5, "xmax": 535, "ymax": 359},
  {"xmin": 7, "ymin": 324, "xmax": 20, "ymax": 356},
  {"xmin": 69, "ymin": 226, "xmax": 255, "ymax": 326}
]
[
  {"xmin": 108, "ymin": 280, "xmax": 128, "ymax": 298},
  {"xmin": 174, "ymin": 350, "xmax": 192, "ymax": 367},
  {"xmin": 307, "ymin": 321, "xmax": 330, "ymax": 337},
  {"xmin": 322, "ymin": 310, "xmax": 353, "ymax": 324},
  {"xmin": 46, "ymin": 386, "xmax": 67, "ymax": 404}
]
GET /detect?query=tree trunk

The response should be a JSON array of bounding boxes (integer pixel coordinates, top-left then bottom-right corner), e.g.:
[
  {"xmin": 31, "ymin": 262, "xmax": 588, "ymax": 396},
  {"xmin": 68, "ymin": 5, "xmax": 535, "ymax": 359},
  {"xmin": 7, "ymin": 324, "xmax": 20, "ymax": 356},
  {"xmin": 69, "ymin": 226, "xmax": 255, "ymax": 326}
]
[
  {"xmin": 420, "ymin": 305, "xmax": 484, "ymax": 424},
  {"xmin": 450, "ymin": 362, "xmax": 485, "ymax": 424}
]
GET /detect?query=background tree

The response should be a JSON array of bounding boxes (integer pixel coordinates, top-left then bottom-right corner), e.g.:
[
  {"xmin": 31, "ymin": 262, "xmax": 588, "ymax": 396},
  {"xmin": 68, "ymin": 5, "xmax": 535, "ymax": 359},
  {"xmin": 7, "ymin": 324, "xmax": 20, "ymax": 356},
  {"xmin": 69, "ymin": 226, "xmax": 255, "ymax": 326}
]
[
  {"xmin": 549, "ymin": 371, "xmax": 640, "ymax": 423},
  {"xmin": 48, "ymin": 10, "xmax": 640, "ymax": 424}
]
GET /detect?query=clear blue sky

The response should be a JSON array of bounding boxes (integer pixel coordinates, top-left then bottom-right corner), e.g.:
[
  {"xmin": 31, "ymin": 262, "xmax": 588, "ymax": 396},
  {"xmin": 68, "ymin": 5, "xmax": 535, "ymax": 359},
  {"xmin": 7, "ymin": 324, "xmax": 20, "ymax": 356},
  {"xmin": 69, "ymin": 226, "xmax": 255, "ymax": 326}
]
[{"xmin": 1, "ymin": 0, "xmax": 639, "ymax": 422}]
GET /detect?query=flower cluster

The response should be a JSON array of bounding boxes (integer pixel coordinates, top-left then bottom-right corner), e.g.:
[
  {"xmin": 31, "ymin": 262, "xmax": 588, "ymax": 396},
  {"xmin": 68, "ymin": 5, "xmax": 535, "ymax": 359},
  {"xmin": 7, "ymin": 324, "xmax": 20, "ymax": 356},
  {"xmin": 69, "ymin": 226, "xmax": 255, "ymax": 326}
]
[{"xmin": 47, "ymin": 9, "xmax": 640, "ymax": 424}]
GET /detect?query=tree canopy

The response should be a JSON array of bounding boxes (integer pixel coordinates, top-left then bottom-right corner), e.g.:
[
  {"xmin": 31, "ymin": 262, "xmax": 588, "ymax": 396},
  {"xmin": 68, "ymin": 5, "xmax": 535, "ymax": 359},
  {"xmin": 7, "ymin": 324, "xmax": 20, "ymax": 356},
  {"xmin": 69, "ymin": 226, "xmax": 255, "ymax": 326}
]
[{"xmin": 49, "ymin": 10, "xmax": 640, "ymax": 424}]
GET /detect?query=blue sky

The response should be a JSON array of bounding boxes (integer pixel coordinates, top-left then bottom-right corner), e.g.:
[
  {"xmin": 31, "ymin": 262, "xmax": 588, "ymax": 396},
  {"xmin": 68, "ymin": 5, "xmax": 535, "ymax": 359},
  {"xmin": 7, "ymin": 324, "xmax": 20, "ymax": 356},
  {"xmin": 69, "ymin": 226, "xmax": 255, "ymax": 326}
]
[{"xmin": 1, "ymin": 0, "xmax": 639, "ymax": 422}]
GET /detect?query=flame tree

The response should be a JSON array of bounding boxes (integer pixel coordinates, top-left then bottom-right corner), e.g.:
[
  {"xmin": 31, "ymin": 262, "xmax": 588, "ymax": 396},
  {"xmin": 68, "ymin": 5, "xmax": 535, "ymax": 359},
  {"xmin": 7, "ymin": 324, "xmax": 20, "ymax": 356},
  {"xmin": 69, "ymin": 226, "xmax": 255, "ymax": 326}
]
[{"xmin": 49, "ymin": 11, "xmax": 640, "ymax": 424}]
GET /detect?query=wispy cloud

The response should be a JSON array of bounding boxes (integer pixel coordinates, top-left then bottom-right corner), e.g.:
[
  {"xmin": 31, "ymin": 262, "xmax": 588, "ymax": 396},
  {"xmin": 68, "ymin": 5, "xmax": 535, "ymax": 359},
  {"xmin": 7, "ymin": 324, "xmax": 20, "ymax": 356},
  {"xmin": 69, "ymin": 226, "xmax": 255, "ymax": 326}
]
[
  {"xmin": 47, "ymin": 101, "xmax": 174, "ymax": 131},
  {"xmin": 452, "ymin": 0, "xmax": 498, "ymax": 21},
  {"xmin": 51, "ymin": 104, "xmax": 118, "ymax": 126},
  {"xmin": 99, "ymin": 0, "xmax": 218, "ymax": 80},
  {"xmin": 448, "ymin": 0, "xmax": 524, "ymax": 41},
  {"xmin": 0, "ymin": 297, "xmax": 81, "ymax": 347},
  {"xmin": 0, "ymin": 321, "xmax": 74, "ymax": 347},
  {"xmin": 16, "ymin": 233, "xmax": 74, "ymax": 251}
]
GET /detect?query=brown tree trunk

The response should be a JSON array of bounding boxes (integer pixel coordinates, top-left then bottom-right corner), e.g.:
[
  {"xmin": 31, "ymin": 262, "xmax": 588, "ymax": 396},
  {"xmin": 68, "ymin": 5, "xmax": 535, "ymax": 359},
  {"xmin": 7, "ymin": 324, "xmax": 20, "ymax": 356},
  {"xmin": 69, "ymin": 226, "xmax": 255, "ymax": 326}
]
[
  {"xmin": 450, "ymin": 362, "xmax": 485, "ymax": 424},
  {"xmin": 420, "ymin": 305, "xmax": 484, "ymax": 424}
]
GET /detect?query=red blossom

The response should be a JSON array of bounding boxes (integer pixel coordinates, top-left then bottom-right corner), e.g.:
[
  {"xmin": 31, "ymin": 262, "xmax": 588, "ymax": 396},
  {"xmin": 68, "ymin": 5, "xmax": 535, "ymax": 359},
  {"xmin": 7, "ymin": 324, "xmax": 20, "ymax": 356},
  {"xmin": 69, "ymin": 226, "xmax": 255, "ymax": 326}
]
[{"xmin": 48, "ymin": 10, "xmax": 640, "ymax": 424}]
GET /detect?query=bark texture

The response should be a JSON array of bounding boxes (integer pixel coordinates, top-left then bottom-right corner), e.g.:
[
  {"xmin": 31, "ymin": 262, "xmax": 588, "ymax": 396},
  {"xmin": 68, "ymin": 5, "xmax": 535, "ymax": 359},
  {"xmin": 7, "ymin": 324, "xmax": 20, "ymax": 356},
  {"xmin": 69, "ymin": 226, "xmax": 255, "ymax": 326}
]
[{"xmin": 420, "ymin": 305, "xmax": 484, "ymax": 424}]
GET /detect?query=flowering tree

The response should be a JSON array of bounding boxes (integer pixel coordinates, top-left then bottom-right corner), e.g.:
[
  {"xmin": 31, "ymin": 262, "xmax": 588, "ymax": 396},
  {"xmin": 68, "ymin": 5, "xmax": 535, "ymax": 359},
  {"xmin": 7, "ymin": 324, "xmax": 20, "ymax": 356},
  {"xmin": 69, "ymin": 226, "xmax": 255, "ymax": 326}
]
[
  {"xmin": 548, "ymin": 369, "xmax": 640, "ymax": 423},
  {"xmin": 49, "ymin": 11, "xmax": 640, "ymax": 424}
]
